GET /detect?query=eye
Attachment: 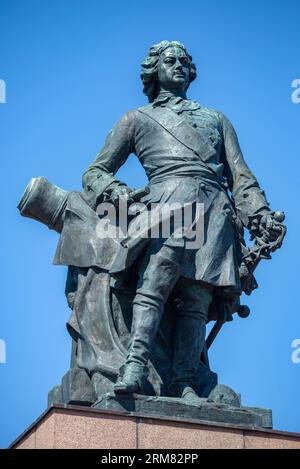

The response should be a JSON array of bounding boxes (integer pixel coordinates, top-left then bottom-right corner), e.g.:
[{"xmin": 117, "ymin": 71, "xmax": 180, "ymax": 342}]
[{"xmin": 164, "ymin": 57, "xmax": 175, "ymax": 64}]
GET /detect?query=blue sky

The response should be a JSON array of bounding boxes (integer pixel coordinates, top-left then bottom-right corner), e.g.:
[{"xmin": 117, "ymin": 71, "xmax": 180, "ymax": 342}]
[{"xmin": 0, "ymin": 0, "xmax": 299, "ymax": 448}]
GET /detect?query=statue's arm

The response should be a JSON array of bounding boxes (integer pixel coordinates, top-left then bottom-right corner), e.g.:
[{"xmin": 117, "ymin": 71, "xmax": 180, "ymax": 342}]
[
  {"xmin": 220, "ymin": 114, "xmax": 271, "ymax": 231},
  {"xmin": 82, "ymin": 111, "xmax": 135, "ymax": 209}
]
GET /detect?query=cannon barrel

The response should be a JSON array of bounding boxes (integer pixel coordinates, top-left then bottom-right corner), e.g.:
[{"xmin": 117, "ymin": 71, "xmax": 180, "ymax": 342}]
[{"xmin": 18, "ymin": 177, "xmax": 69, "ymax": 233}]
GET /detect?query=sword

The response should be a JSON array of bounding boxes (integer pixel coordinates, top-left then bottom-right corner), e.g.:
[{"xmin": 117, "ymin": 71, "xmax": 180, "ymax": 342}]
[{"xmin": 203, "ymin": 211, "xmax": 286, "ymax": 360}]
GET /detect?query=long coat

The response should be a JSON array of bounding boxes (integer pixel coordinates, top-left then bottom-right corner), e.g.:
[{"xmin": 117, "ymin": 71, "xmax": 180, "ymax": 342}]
[{"xmin": 55, "ymin": 95, "xmax": 270, "ymax": 293}]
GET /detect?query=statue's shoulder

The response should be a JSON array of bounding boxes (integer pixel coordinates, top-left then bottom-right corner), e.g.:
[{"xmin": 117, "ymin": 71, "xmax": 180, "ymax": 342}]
[
  {"xmin": 135, "ymin": 103, "xmax": 155, "ymax": 114},
  {"xmin": 198, "ymin": 104, "xmax": 224, "ymax": 121},
  {"xmin": 119, "ymin": 108, "xmax": 138, "ymax": 121},
  {"xmin": 112, "ymin": 108, "xmax": 139, "ymax": 132},
  {"xmin": 120, "ymin": 105, "xmax": 154, "ymax": 123},
  {"xmin": 199, "ymin": 105, "xmax": 237, "ymax": 128},
  {"xmin": 132, "ymin": 104, "xmax": 165, "ymax": 124}
]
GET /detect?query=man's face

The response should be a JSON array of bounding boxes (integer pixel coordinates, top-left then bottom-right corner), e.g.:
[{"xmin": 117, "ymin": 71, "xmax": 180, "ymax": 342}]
[{"xmin": 157, "ymin": 46, "xmax": 191, "ymax": 92}]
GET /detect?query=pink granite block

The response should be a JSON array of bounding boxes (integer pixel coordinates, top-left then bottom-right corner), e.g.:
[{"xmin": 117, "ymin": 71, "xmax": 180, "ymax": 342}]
[
  {"xmin": 16, "ymin": 430, "xmax": 36, "ymax": 449},
  {"xmin": 244, "ymin": 432, "xmax": 300, "ymax": 449},
  {"xmin": 53, "ymin": 410, "xmax": 137, "ymax": 449},
  {"xmin": 11, "ymin": 406, "xmax": 300, "ymax": 450},
  {"xmin": 35, "ymin": 413, "xmax": 55, "ymax": 449},
  {"xmin": 138, "ymin": 419, "xmax": 244, "ymax": 449}
]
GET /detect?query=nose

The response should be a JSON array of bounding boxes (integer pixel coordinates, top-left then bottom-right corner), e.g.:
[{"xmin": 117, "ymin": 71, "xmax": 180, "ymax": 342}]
[{"xmin": 175, "ymin": 59, "xmax": 183, "ymax": 70}]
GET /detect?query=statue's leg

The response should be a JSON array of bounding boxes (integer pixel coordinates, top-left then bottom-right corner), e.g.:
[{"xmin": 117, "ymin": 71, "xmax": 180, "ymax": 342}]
[
  {"xmin": 114, "ymin": 243, "xmax": 183, "ymax": 393},
  {"xmin": 168, "ymin": 279, "xmax": 213, "ymax": 402}
]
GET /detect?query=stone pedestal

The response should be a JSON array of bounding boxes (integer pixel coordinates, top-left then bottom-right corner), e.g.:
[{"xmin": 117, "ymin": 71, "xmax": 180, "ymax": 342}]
[
  {"xmin": 93, "ymin": 392, "xmax": 272, "ymax": 429},
  {"xmin": 10, "ymin": 404, "xmax": 300, "ymax": 449}
]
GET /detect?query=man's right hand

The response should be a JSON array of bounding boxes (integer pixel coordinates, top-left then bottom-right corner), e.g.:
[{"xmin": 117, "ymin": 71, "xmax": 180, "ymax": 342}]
[{"xmin": 109, "ymin": 184, "xmax": 134, "ymax": 207}]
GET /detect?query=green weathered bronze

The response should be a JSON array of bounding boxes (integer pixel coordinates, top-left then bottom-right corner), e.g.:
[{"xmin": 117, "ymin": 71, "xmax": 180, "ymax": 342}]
[{"xmin": 19, "ymin": 41, "xmax": 286, "ymax": 422}]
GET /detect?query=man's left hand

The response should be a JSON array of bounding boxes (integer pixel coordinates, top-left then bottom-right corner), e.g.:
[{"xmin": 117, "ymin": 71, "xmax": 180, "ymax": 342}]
[{"xmin": 259, "ymin": 212, "xmax": 286, "ymax": 244}]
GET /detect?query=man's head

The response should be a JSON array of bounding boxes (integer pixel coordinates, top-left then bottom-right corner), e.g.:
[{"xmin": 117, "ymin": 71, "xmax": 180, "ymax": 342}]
[{"xmin": 141, "ymin": 41, "xmax": 197, "ymax": 102}]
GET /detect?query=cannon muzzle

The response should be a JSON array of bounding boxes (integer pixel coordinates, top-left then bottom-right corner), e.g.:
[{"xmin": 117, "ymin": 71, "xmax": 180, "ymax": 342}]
[{"xmin": 18, "ymin": 177, "xmax": 69, "ymax": 233}]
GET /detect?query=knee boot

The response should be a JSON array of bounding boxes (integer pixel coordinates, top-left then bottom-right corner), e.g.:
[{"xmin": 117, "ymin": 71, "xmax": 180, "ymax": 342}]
[
  {"xmin": 168, "ymin": 314, "xmax": 207, "ymax": 400},
  {"xmin": 114, "ymin": 249, "xmax": 182, "ymax": 393}
]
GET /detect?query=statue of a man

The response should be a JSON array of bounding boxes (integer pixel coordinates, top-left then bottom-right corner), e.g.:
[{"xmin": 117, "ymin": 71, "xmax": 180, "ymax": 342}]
[{"xmin": 80, "ymin": 40, "xmax": 285, "ymax": 401}]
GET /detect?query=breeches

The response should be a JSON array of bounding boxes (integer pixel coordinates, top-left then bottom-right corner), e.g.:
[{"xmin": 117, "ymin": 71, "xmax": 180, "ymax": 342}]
[
  {"xmin": 135, "ymin": 239, "xmax": 212, "ymax": 322},
  {"xmin": 128, "ymin": 239, "xmax": 213, "ymax": 372}
]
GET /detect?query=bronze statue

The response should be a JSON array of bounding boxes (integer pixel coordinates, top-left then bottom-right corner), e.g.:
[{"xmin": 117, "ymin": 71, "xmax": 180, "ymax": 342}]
[{"xmin": 18, "ymin": 41, "xmax": 286, "ymax": 417}]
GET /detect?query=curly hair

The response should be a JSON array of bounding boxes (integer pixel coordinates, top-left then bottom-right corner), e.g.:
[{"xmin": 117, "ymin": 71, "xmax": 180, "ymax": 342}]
[{"xmin": 141, "ymin": 40, "xmax": 197, "ymax": 103}]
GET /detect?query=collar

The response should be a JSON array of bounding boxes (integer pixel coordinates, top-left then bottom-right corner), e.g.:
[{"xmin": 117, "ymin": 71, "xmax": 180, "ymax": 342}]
[{"xmin": 152, "ymin": 91, "xmax": 201, "ymax": 113}]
